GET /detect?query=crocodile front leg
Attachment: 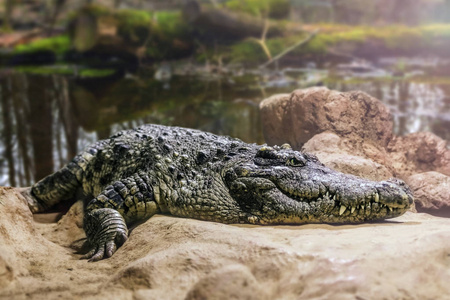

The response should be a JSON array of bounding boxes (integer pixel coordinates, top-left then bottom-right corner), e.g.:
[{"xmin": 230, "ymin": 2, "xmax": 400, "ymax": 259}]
[
  {"xmin": 83, "ymin": 208, "xmax": 128, "ymax": 262},
  {"xmin": 83, "ymin": 173, "xmax": 159, "ymax": 261}
]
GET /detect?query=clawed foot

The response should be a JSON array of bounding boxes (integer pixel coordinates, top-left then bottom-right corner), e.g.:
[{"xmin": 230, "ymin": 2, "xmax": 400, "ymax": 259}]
[
  {"xmin": 82, "ymin": 229, "xmax": 128, "ymax": 262},
  {"xmin": 82, "ymin": 208, "xmax": 128, "ymax": 262}
]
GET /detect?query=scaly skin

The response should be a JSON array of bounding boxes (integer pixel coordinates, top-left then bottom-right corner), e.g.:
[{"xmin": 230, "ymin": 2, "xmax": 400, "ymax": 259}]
[{"xmin": 25, "ymin": 124, "xmax": 413, "ymax": 261}]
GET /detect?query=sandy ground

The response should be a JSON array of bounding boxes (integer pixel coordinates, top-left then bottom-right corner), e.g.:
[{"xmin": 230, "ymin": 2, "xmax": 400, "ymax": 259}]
[{"xmin": 1, "ymin": 186, "xmax": 450, "ymax": 300}]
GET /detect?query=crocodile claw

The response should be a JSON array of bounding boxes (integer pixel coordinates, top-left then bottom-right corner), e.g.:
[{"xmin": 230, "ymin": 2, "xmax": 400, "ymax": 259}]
[
  {"xmin": 82, "ymin": 230, "xmax": 128, "ymax": 262},
  {"xmin": 82, "ymin": 208, "xmax": 128, "ymax": 262}
]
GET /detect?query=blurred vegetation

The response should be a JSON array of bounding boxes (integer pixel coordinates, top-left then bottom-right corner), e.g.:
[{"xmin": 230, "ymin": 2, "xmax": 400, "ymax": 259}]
[
  {"xmin": 2, "ymin": 0, "xmax": 450, "ymax": 71},
  {"xmin": 146, "ymin": 11, "xmax": 193, "ymax": 60},
  {"xmin": 78, "ymin": 68, "xmax": 116, "ymax": 78},
  {"xmin": 68, "ymin": 4, "xmax": 152, "ymax": 49},
  {"xmin": 14, "ymin": 65, "xmax": 74, "ymax": 75},
  {"xmin": 225, "ymin": 0, "xmax": 290, "ymax": 19},
  {"xmin": 12, "ymin": 65, "xmax": 117, "ymax": 79},
  {"xmin": 13, "ymin": 35, "xmax": 71, "ymax": 55},
  {"xmin": 290, "ymin": 0, "xmax": 450, "ymax": 25},
  {"xmin": 115, "ymin": 9, "xmax": 152, "ymax": 45},
  {"xmin": 228, "ymin": 24, "xmax": 450, "ymax": 64}
]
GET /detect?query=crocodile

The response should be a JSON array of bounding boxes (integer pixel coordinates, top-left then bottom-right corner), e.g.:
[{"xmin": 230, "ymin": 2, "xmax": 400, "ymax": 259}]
[{"xmin": 23, "ymin": 124, "xmax": 413, "ymax": 261}]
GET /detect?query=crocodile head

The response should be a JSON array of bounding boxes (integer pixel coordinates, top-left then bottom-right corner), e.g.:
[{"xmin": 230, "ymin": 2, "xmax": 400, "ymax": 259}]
[{"xmin": 224, "ymin": 145, "xmax": 413, "ymax": 224}]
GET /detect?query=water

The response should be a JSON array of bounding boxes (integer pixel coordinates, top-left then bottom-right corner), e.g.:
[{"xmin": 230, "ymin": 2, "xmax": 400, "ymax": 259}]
[{"xmin": 0, "ymin": 63, "xmax": 449, "ymax": 187}]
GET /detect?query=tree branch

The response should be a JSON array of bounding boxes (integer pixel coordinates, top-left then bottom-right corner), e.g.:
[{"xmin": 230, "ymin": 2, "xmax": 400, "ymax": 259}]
[{"xmin": 259, "ymin": 29, "xmax": 320, "ymax": 68}]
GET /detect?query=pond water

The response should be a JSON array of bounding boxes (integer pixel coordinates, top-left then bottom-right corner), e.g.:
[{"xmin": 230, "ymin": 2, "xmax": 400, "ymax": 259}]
[{"xmin": 0, "ymin": 61, "xmax": 449, "ymax": 187}]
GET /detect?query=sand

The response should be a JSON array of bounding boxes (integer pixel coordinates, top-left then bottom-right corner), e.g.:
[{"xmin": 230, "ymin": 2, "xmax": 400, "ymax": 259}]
[{"xmin": 1, "ymin": 186, "xmax": 449, "ymax": 300}]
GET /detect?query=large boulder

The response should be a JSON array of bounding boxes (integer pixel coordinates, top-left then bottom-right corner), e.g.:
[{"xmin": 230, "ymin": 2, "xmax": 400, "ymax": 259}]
[
  {"xmin": 302, "ymin": 132, "xmax": 393, "ymax": 181},
  {"xmin": 388, "ymin": 132, "xmax": 450, "ymax": 178},
  {"xmin": 0, "ymin": 187, "xmax": 449, "ymax": 299},
  {"xmin": 260, "ymin": 87, "xmax": 394, "ymax": 150},
  {"xmin": 406, "ymin": 172, "xmax": 450, "ymax": 216}
]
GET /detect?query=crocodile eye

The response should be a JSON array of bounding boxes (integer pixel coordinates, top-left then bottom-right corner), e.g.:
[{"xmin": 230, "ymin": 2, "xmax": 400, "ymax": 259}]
[{"xmin": 287, "ymin": 156, "xmax": 305, "ymax": 167}]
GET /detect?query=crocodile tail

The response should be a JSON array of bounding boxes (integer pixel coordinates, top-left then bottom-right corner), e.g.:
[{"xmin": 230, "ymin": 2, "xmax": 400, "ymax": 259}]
[{"xmin": 30, "ymin": 160, "xmax": 81, "ymax": 211}]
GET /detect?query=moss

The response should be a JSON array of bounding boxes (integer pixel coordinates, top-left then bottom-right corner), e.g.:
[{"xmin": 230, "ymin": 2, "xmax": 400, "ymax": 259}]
[
  {"xmin": 14, "ymin": 65, "xmax": 75, "ymax": 75},
  {"xmin": 225, "ymin": 0, "xmax": 290, "ymax": 19},
  {"xmin": 12, "ymin": 65, "xmax": 117, "ymax": 78},
  {"xmin": 420, "ymin": 23, "xmax": 450, "ymax": 41},
  {"xmin": 116, "ymin": 9, "xmax": 152, "ymax": 46},
  {"xmin": 408, "ymin": 76, "xmax": 450, "ymax": 85},
  {"xmin": 367, "ymin": 26, "xmax": 422, "ymax": 50},
  {"xmin": 13, "ymin": 35, "xmax": 71, "ymax": 55},
  {"xmin": 79, "ymin": 68, "xmax": 116, "ymax": 78},
  {"xmin": 227, "ymin": 23, "xmax": 450, "ymax": 64},
  {"xmin": 116, "ymin": 9, "xmax": 151, "ymax": 26},
  {"xmin": 228, "ymin": 28, "xmax": 368, "ymax": 64},
  {"xmin": 68, "ymin": 5, "xmax": 192, "ymax": 59},
  {"xmin": 68, "ymin": 5, "xmax": 152, "ymax": 48},
  {"xmin": 145, "ymin": 11, "xmax": 193, "ymax": 60},
  {"xmin": 82, "ymin": 4, "xmax": 111, "ymax": 16},
  {"xmin": 152, "ymin": 11, "xmax": 187, "ymax": 36},
  {"xmin": 229, "ymin": 40, "xmax": 267, "ymax": 63}
]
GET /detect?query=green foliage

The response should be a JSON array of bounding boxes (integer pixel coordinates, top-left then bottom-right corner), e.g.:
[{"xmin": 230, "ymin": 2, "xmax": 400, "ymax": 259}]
[
  {"xmin": 1, "ymin": 25, "xmax": 12, "ymax": 33},
  {"xmin": 366, "ymin": 26, "xmax": 422, "ymax": 50},
  {"xmin": 15, "ymin": 65, "xmax": 74, "ymax": 75},
  {"xmin": 225, "ymin": 0, "xmax": 290, "ymax": 18},
  {"xmin": 153, "ymin": 11, "xmax": 189, "ymax": 37},
  {"xmin": 13, "ymin": 35, "xmax": 71, "ymax": 55},
  {"xmin": 408, "ymin": 76, "xmax": 450, "ymax": 85},
  {"xmin": 13, "ymin": 65, "xmax": 117, "ymax": 78},
  {"xmin": 68, "ymin": 5, "xmax": 192, "ymax": 59},
  {"xmin": 393, "ymin": 59, "xmax": 407, "ymax": 74},
  {"xmin": 68, "ymin": 5, "xmax": 152, "ymax": 47},
  {"xmin": 420, "ymin": 24, "xmax": 450, "ymax": 37},
  {"xmin": 145, "ymin": 11, "xmax": 193, "ymax": 60},
  {"xmin": 116, "ymin": 9, "xmax": 151, "ymax": 27},
  {"xmin": 80, "ymin": 3, "xmax": 111, "ymax": 17},
  {"xmin": 79, "ymin": 68, "xmax": 116, "ymax": 78},
  {"xmin": 116, "ymin": 9, "xmax": 152, "ymax": 46},
  {"xmin": 229, "ymin": 40, "xmax": 267, "ymax": 63},
  {"xmin": 226, "ymin": 23, "xmax": 450, "ymax": 65}
]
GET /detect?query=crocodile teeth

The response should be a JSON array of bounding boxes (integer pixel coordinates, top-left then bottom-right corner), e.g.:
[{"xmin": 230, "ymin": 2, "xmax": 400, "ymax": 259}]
[
  {"xmin": 388, "ymin": 207, "xmax": 393, "ymax": 212},
  {"xmin": 339, "ymin": 205, "xmax": 347, "ymax": 216},
  {"xmin": 351, "ymin": 206, "xmax": 356, "ymax": 214},
  {"xmin": 374, "ymin": 193, "xmax": 380, "ymax": 202}
]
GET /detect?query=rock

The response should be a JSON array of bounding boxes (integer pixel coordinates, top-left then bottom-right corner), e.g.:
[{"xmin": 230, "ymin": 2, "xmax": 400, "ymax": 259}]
[
  {"xmin": 259, "ymin": 87, "xmax": 394, "ymax": 150},
  {"xmin": 1, "ymin": 187, "xmax": 450, "ymax": 299},
  {"xmin": 388, "ymin": 132, "xmax": 450, "ymax": 178},
  {"xmin": 302, "ymin": 132, "xmax": 393, "ymax": 181},
  {"xmin": 407, "ymin": 172, "xmax": 450, "ymax": 216},
  {"xmin": 258, "ymin": 93, "xmax": 293, "ymax": 147}
]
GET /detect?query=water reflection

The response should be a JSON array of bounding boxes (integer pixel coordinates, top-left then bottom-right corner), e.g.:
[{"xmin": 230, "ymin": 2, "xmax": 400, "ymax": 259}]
[
  {"xmin": 0, "ymin": 69, "xmax": 449, "ymax": 186},
  {"xmin": 327, "ymin": 78, "xmax": 449, "ymax": 138},
  {"xmin": 0, "ymin": 71, "xmax": 264, "ymax": 186}
]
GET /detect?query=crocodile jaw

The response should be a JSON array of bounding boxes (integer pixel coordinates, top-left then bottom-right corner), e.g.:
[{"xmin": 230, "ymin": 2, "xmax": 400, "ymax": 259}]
[{"xmin": 226, "ymin": 164, "xmax": 413, "ymax": 224}]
